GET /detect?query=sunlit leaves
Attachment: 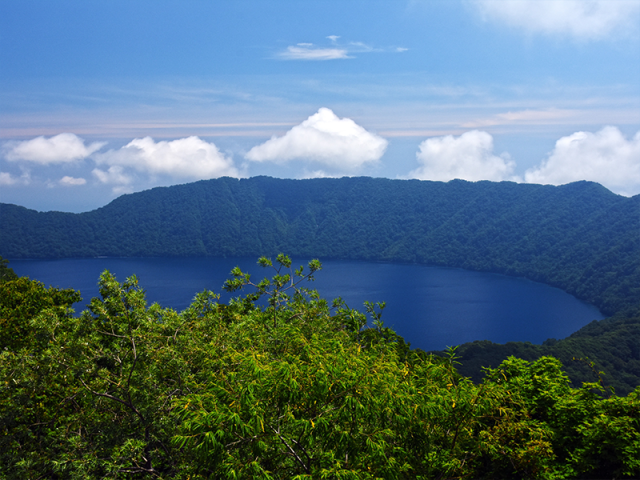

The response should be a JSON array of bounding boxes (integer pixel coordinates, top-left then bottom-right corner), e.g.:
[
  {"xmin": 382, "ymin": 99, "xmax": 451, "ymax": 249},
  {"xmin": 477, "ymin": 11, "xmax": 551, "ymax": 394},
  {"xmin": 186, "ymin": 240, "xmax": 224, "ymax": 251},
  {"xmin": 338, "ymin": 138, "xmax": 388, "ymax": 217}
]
[{"xmin": 1, "ymin": 259, "xmax": 640, "ymax": 479}]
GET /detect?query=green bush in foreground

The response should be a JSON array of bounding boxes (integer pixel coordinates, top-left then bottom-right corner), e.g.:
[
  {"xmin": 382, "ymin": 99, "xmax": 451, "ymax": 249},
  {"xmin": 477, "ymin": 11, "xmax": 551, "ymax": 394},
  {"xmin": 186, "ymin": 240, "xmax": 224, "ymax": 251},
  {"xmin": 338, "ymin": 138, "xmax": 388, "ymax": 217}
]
[{"xmin": 1, "ymin": 255, "xmax": 639, "ymax": 479}]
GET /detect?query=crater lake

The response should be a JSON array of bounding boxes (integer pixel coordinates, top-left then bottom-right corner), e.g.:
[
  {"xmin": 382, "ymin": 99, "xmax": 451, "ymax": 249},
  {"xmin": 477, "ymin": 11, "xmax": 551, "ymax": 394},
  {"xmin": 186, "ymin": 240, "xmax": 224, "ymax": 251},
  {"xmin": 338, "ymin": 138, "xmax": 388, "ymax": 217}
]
[{"xmin": 9, "ymin": 257, "xmax": 604, "ymax": 351}]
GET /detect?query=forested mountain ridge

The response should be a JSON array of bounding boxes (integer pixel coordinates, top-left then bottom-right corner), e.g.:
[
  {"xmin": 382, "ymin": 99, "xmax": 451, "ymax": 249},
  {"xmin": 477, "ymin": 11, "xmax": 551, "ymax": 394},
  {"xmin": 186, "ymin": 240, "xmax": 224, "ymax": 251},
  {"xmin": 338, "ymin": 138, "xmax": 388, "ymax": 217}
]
[{"xmin": 1, "ymin": 176, "xmax": 638, "ymax": 317}]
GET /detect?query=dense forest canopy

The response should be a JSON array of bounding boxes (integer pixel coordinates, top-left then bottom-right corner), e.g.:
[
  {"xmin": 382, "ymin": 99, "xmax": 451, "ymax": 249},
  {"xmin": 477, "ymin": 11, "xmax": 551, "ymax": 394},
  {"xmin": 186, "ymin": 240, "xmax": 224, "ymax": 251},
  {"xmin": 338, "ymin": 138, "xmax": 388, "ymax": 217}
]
[{"xmin": 1, "ymin": 256, "xmax": 639, "ymax": 479}]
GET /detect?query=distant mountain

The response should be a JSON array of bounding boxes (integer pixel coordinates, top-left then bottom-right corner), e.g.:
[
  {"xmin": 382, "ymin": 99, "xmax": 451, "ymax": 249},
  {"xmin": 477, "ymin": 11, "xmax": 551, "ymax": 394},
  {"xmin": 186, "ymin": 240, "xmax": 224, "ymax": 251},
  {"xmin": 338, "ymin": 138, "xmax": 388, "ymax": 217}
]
[{"xmin": 2, "ymin": 177, "xmax": 638, "ymax": 317}]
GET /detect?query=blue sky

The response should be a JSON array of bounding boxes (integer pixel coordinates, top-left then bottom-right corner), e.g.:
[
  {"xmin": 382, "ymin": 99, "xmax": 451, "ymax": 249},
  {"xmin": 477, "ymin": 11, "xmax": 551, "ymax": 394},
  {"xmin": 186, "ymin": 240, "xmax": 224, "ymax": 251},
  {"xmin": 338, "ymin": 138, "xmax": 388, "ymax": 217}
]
[{"xmin": 1, "ymin": 0, "xmax": 639, "ymax": 212}]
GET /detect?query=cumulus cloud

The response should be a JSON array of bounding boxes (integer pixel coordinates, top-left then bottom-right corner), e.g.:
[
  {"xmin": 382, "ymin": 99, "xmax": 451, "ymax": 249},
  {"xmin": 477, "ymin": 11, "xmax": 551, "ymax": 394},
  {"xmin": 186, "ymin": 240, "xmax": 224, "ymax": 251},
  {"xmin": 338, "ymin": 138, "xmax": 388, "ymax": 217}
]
[
  {"xmin": 59, "ymin": 176, "xmax": 87, "ymax": 186},
  {"xmin": 3, "ymin": 133, "xmax": 105, "ymax": 164},
  {"xmin": 245, "ymin": 108, "xmax": 388, "ymax": 172},
  {"xmin": 409, "ymin": 130, "xmax": 518, "ymax": 182},
  {"xmin": 524, "ymin": 126, "xmax": 640, "ymax": 196},
  {"xmin": 93, "ymin": 136, "xmax": 240, "ymax": 179},
  {"xmin": 471, "ymin": 0, "xmax": 640, "ymax": 40}
]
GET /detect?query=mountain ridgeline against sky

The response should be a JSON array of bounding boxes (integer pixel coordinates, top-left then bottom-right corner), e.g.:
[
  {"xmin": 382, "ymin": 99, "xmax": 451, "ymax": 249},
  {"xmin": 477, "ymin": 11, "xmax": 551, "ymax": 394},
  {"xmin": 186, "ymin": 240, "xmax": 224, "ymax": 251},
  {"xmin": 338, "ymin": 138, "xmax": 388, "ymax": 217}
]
[{"xmin": 1, "ymin": 177, "xmax": 639, "ymax": 316}]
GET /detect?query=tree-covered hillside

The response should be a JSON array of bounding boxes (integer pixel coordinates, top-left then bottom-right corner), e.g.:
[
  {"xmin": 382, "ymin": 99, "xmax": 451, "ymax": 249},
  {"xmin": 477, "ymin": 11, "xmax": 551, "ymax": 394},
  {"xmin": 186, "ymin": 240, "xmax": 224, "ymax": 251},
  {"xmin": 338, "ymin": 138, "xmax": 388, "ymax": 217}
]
[
  {"xmin": 436, "ymin": 310, "xmax": 640, "ymax": 396},
  {"xmin": 2, "ymin": 177, "xmax": 639, "ymax": 396},
  {"xmin": 1, "ymin": 177, "xmax": 638, "ymax": 317}
]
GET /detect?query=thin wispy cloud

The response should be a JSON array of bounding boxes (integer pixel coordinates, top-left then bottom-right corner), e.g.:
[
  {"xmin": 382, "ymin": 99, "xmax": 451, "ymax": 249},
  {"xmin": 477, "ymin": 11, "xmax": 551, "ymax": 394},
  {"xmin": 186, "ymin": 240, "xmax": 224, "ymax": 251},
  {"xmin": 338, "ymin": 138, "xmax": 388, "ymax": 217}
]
[
  {"xmin": 0, "ymin": 169, "xmax": 31, "ymax": 186},
  {"xmin": 92, "ymin": 165, "xmax": 134, "ymax": 194},
  {"xmin": 278, "ymin": 45, "xmax": 351, "ymax": 61},
  {"xmin": 0, "ymin": 172, "xmax": 16, "ymax": 186},
  {"xmin": 471, "ymin": 0, "xmax": 640, "ymax": 41},
  {"xmin": 462, "ymin": 108, "xmax": 579, "ymax": 128},
  {"xmin": 276, "ymin": 36, "xmax": 407, "ymax": 60},
  {"xmin": 0, "ymin": 172, "xmax": 23, "ymax": 186}
]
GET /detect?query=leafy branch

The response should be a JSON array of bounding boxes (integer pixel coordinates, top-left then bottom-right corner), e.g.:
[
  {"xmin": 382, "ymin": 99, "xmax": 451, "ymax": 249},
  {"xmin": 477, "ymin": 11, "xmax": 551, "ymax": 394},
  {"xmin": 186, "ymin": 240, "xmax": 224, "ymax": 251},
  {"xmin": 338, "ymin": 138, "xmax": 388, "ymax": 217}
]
[{"xmin": 223, "ymin": 254, "xmax": 322, "ymax": 327}]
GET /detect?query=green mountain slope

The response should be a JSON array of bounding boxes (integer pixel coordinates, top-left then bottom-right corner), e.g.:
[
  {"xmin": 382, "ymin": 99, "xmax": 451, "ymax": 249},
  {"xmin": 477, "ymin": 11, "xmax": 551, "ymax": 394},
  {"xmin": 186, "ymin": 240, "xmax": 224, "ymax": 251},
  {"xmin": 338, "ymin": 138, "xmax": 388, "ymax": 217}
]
[
  {"xmin": 441, "ymin": 312, "xmax": 640, "ymax": 395},
  {"xmin": 2, "ymin": 177, "xmax": 638, "ymax": 315}
]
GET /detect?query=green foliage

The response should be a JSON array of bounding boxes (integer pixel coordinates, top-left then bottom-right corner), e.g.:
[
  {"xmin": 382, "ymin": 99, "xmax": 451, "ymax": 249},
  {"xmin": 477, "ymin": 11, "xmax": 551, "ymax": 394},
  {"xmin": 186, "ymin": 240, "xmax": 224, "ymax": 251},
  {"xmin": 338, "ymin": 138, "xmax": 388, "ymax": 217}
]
[
  {"xmin": 0, "ymin": 256, "xmax": 18, "ymax": 283},
  {"xmin": 2, "ymin": 257, "xmax": 639, "ymax": 478},
  {"xmin": 447, "ymin": 312, "xmax": 640, "ymax": 396},
  {"xmin": 223, "ymin": 253, "xmax": 322, "ymax": 328},
  {"xmin": 0, "ymin": 277, "xmax": 81, "ymax": 477},
  {"xmin": 480, "ymin": 358, "xmax": 640, "ymax": 478},
  {"xmin": 0, "ymin": 275, "xmax": 80, "ymax": 351},
  {"xmin": 57, "ymin": 271, "xmax": 190, "ymax": 477}
]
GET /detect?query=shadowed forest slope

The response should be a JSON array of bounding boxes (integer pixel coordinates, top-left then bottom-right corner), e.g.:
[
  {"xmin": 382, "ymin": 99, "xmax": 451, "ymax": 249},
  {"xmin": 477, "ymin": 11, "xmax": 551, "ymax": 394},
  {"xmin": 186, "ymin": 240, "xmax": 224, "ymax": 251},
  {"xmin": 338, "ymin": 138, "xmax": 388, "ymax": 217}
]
[{"xmin": 2, "ymin": 177, "xmax": 638, "ymax": 318}]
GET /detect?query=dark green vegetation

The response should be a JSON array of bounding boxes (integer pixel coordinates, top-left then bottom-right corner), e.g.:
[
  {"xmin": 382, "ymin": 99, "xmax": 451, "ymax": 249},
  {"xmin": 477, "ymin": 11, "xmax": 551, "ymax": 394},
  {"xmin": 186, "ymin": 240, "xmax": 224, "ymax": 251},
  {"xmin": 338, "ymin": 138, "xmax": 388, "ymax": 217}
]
[
  {"xmin": 2, "ymin": 255, "xmax": 639, "ymax": 479},
  {"xmin": 1, "ymin": 176, "xmax": 639, "ymax": 394},
  {"xmin": 445, "ymin": 310, "xmax": 640, "ymax": 396},
  {"xmin": 0, "ymin": 257, "xmax": 18, "ymax": 282},
  {"xmin": 1, "ymin": 177, "xmax": 638, "ymax": 316}
]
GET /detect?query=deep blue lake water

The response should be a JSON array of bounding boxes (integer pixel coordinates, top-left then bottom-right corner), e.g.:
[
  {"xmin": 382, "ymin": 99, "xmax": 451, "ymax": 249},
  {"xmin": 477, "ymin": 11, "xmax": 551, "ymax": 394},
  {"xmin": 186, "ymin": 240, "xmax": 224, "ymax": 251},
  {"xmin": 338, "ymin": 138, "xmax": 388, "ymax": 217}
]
[{"xmin": 9, "ymin": 257, "xmax": 604, "ymax": 351}]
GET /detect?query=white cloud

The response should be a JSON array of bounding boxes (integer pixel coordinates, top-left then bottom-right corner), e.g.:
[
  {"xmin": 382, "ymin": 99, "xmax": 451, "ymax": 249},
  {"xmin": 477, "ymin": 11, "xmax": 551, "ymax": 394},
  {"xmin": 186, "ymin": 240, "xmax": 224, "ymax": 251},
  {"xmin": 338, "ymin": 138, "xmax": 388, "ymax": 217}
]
[
  {"xmin": 348, "ymin": 41, "xmax": 374, "ymax": 52},
  {"xmin": 409, "ymin": 130, "xmax": 518, "ymax": 182},
  {"xmin": 245, "ymin": 108, "xmax": 388, "ymax": 172},
  {"xmin": 0, "ymin": 170, "xmax": 31, "ymax": 186},
  {"xmin": 92, "ymin": 165, "xmax": 133, "ymax": 185},
  {"xmin": 94, "ymin": 136, "xmax": 240, "ymax": 179},
  {"xmin": 300, "ymin": 169, "xmax": 340, "ymax": 179},
  {"xmin": 462, "ymin": 108, "xmax": 578, "ymax": 128},
  {"xmin": 524, "ymin": 126, "xmax": 640, "ymax": 196},
  {"xmin": 59, "ymin": 176, "xmax": 87, "ymax": 186},
  {"xmin": 471, "ymin": 0, "xmax": 640, "ymax": 40},
  {"xmin": 278, "ymin": 45, "xmax": 350, "ymax": 60},
  {"xmin": 92, "ymin": 166, "xmax": 135, "ymax": 194},
  {"xmin": 0, "ymin": 172, "xmax": 18, "ymax": 186},
  {"xmin": 276, "ymin": 37, "xmax": 406, "ymax": 60},
  {"xmin": 3, "ymin": 133, "xmax": 105, "ymax": 164}
]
